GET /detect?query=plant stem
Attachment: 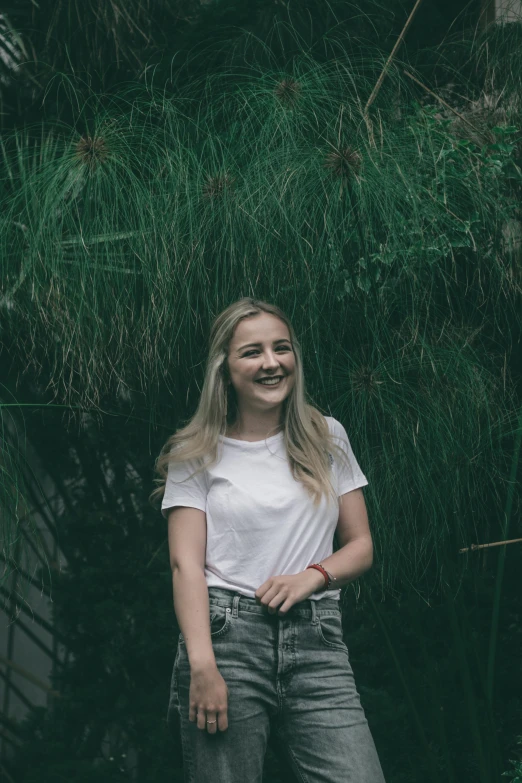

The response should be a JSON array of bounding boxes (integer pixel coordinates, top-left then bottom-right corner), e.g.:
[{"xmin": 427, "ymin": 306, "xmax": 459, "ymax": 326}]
[
  {"xmin": 459, "ymin": 536, "xmax": 522, "ymax": 553},
  {"xmin": 487, "ymin": 401, "xmax": 522, "ymax": 704},
  {"xmin": 403, "ymin": 69, "xmax": 486, "ymax": 138},
  {"xmin": 365, "ymin": 0, "xmax": 425, "ymax": 114},
  {"xmin": 367, "ymin": 591, "xmax": 441, "ymax": 783},
  {"xmin": 446, "ymin": 597, "xmax": 490, "ymax": 783}
]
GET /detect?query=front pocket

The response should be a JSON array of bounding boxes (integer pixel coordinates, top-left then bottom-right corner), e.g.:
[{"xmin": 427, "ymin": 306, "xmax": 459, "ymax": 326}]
[
  {"xmin": 178, "ymin": 606, "xmax": 231, "ymax": 645},
  {"xmin": 316, "ymin": 612, "xmax": 348, "ymax": 652},
  {"xmin": 209, "ymin": 606, "xmax": 231, "ymax": 638}
]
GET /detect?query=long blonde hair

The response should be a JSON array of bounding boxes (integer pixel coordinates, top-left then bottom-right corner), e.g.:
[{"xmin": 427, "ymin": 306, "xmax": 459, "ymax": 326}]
[{"xmin": 150, "ymin": 297, "xmax": 355, "ymax": 509}]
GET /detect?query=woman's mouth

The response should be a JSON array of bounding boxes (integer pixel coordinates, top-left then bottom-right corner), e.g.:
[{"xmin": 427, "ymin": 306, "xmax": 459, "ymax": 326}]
[{"xmin": 255, "ymin": 376, "xmax": 284, "ymax": 387}]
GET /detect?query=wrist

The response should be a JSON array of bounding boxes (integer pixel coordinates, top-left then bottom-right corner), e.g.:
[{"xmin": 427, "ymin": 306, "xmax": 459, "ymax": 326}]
[
  {"xmin": 304, "ymin": 566, "xmax": 327, "ymax": 592},
  {"xmin": 189, "ymin": 655, "xmax": 218, "ymax": 674}
]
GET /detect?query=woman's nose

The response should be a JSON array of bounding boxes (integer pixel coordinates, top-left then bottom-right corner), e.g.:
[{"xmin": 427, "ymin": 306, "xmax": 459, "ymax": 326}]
[{"xmin": 262, "ymin": 352, "xmax": 280, "ymax": 367}]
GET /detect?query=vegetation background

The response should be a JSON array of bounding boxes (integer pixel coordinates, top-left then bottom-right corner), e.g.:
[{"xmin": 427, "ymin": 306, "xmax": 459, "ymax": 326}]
[{"xmin": 0, "ymin": 1, "xmax": 521, "ymax": 781}]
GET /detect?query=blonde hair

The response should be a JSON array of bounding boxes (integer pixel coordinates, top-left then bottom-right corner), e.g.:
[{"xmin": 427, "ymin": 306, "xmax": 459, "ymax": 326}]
[{"xmin": 150, "ymin": 297, "xmax": 355, "ymax": 510}]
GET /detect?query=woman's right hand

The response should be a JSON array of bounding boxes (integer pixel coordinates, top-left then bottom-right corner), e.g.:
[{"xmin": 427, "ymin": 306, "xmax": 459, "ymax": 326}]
[{"xmin": 189, "ymin": 664, "xmax": 229, "ymax": 733}]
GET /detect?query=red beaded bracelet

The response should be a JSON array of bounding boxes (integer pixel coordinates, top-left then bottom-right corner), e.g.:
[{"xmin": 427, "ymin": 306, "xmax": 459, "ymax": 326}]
[{"xmin": 306, "ymin": 563, "xmax": 329, "ymax": 590}]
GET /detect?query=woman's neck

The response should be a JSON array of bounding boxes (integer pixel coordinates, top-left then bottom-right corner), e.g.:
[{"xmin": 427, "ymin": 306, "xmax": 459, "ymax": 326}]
[{"xmin": 226, "ymin": 418, "xmax": 283, "ymax": 441}]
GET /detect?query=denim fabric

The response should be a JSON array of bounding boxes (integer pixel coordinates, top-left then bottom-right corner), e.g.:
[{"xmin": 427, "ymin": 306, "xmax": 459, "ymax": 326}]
[{"xmin": 167, "ymin": 587, "xmax": 386, "ymax": 783}]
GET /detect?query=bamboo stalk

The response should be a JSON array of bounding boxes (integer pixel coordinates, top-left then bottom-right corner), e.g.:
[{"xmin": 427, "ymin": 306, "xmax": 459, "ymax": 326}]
[
  {"xmin": 364, "ymin": 0, "xmax": 425, "ymax": 114},
  {"xmin": 459, "ymin": 537, "xmax": 522, "ymax": 553}
]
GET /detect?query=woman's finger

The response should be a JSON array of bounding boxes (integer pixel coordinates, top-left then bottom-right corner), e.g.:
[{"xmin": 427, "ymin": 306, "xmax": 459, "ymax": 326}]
[
  {"xmin": 205, "ymin": 712, "xmax": 218, "ymax": 734},
  {"xmin": 262, "ymin": 585, "xmax": 282, "ymax": 611},
  {"xmin": 217, "ymin": 707, "xmax": 228, "ymax": 732}
]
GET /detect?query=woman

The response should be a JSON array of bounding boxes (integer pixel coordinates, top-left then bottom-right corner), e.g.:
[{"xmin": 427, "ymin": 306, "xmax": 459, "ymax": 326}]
[{"xmin": 153, "ymin": 297, "xmax": 386, "ymax": 782}]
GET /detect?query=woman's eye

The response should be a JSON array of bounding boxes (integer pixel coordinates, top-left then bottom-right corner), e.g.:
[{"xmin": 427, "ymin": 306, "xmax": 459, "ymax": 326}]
[{"xmin": 244, "ymin": 346, "xmax": 291, "ymax": 357}]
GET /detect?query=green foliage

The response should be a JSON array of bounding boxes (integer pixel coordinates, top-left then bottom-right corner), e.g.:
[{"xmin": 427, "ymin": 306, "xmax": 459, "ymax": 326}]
[
  {"xmin": 1, "ymin": 6, "xmax": 522, "ymax": 783},
  {"xmin": 2, "ymin": 37, "xmax": 520, "ymax": 596},
  {"xmin": 0, "ymin": 0, "xmax": 480, "ymax": 128},
  {"xmin": 502, "ymin": 737, "xmax": 522, "ymax": 782},
  {"xmin": 503, "ymin": 750, "xmax": 522, "ymax": 782}
]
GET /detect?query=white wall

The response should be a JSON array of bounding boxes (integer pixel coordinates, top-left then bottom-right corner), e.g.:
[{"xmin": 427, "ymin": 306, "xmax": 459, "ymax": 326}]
[
  {"xmin": 495, "ymin": 0, "xmax": 522, "ymax": 21},
  {"xmin": 0, "ymin": 413, "xmax": 138, "ymax": 779},
  {"xmin": 0, "ymin": 414, "xmax": 68, "ymax": 763}
]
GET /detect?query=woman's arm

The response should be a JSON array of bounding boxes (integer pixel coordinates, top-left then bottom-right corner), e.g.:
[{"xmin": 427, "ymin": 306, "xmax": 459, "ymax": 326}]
[
  {"xmin": 167, "ymin": 506, "xmax": 217, "ymax": 672},
  {"xmin": 167, "ymin": 506, "xmax": 229, "ymax": 733}
]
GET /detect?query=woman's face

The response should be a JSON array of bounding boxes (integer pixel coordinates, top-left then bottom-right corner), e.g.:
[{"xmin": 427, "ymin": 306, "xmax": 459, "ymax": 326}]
[{"xmin": 226, "ymin": 312, "xmax": 296, "ymax": 414}]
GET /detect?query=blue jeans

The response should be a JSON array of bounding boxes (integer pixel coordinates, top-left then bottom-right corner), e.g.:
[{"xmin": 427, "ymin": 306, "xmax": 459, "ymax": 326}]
[{"xmin": 168, "ymin": 587, "xmax": 386, "ymax": 783}]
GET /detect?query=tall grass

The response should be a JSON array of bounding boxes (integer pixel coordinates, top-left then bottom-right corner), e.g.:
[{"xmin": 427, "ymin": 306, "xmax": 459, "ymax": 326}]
[
  {"xmin": 0, "ymin": 14, "xmax": 521, "ymax": 779},
  {"xmin": 1, "ymin": 37, "xmax": 519, "ymax": 590}
]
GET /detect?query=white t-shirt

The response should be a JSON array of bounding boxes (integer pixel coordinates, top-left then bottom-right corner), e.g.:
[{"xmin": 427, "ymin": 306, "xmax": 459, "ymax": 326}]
[{"xmin": 161, "ymin": 416, "xmax": 368, "ymax": 601}]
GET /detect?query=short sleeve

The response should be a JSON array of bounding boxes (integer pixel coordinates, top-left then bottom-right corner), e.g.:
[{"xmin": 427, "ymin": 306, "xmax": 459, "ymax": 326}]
[
  {"xmin": 161, "ymin": 449, "xmax": 208, "ymax": 519},
  {"xmin": 328, "ymin": 418, "xmax": 369, "ymax": 496}
]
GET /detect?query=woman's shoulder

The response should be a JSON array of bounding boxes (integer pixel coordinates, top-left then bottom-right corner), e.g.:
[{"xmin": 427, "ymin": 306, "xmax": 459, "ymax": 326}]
[
  {"xmin": 321, "ymin": 416, "xmax": 352, "ymax": 448},
  {"xmin": 322, "ymin": 415, "xmax": 341, "ymax": 434}
]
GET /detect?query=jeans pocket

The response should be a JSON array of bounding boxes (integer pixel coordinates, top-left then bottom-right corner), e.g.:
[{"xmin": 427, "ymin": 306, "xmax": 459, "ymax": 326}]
[
  {"xmin": 316, "ymin": 612, "xmax": 348, "ymax": 652},
  {"xmin": 178, "ymin": 604, "xmax": 231, "ymax": 645},
  {"xmin": 209, "ymin": 605, "xmax": 231, "ymax": 638}
]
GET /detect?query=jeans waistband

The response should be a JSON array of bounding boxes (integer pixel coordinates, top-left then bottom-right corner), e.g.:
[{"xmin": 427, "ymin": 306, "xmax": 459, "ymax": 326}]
[{"xmin": 207, "ymin": 586, "xmax": 341, "ymax": 620}]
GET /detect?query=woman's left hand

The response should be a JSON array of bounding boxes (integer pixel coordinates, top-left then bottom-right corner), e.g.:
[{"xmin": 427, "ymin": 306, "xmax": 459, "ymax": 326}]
[{"xmin": 255, "ymin": 570, "xmax": 325, "ymax": 615}]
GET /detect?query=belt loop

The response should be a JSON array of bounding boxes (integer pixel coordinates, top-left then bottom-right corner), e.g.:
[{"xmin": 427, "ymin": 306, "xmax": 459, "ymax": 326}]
[
  {"xmin": 310, "ymin": 598, "xmax": 317, "ymax": 625},
  {"xmin": 232, "ymin": 594, "xmax": 240, "ymax": 619}
]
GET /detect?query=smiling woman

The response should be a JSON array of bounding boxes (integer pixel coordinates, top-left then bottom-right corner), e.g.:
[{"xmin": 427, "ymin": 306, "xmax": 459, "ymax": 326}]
[
  {"xmin": 224, "ymin": 312, "xmax": 296, "ymax": 441},
  {"xmin": 152, "ymin": 296, "xmax": 385, "ymax": 783}
]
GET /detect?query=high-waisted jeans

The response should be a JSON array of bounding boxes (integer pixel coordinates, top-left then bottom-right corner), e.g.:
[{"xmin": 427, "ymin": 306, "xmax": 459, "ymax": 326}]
[{"xmin": 167, "ymin": 587, "xmax": 386, "ymax": 783}]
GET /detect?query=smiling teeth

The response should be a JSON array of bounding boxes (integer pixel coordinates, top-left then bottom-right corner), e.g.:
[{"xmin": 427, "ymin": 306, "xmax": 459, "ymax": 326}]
[{"xmin": 258, "ymin": 377, "xmax": 282, "ymax": 385}]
